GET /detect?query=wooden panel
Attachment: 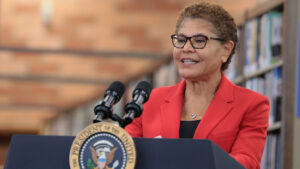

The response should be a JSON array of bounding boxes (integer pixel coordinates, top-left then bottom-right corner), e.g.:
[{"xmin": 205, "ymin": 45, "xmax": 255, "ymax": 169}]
[
  {"xmin": 0, "ymin": 109, "xmax": 58, "ymax": 133},
  {"xmin": 246, "ymin": 0, "xmax": 284, "ymax": 19},
  {"xmin": 0, "ymin": 81, "xmax": 107, "ymax": 109},
  {"xmin": 234, "ymin": 12, "xmax": 246, "ymax": 27},
  {"xmin": 0, "ymin": 51, "xmax": 159, "ymax": 82},
  {"xmin": 281, "ymin": 0, "xmax": 297, "ymax": 168},
  {"xmin": 0, "ymin": 134, "xmax": 11, "ymax": 166},
  {"xmin": 0, "ymin": 143, "xmax": 9, "ymax": 166}
]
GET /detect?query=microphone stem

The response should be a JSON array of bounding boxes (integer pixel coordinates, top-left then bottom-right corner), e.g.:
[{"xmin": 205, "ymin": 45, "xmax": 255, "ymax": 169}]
[{"xmin": 93, "ymin": 113, "xmax": 105, "ymax": 123}]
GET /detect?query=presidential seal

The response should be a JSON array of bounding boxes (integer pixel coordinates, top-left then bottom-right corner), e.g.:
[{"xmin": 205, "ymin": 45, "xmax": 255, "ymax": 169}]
[{"xmin": 69, "ymin": 122, "xmax": 136, "ymax": 169}]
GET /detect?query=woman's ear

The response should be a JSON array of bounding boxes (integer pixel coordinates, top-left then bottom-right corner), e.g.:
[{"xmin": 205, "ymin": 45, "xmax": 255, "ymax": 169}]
[{"xmin": 221, "ymin": 41, "xmax": 234, "ymax": 63}]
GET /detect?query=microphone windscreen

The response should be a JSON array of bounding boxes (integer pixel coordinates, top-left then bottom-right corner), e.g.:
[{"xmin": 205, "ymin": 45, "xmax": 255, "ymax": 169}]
[
  {"xmin": 134, "ymin": 81, "xmax": 152, "ymax": 102},
  {"xmin": 106, "ymin": 81, "xmax": 126, "ymax": 98}
]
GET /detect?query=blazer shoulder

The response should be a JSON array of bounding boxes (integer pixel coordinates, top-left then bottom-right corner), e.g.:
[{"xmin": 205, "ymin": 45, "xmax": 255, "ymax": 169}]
[{"xmin": 233, "ymin": 85, "xmax": 269, "ymax": 102}]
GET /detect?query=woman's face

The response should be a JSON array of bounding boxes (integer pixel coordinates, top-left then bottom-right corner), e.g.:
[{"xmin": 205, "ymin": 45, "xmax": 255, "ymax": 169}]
[{"xmin": 173, "ymin": 18, "xmax": 231, "ymax": 81}]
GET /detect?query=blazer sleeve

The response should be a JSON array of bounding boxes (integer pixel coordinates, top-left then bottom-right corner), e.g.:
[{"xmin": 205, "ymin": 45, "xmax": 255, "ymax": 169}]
[
  {"xmin": 229, "ymin": 94, "xmax": 269, "ymax": 169},
  {"xmin": 125, "ymin": 85, "xmax": 171, "ymax": 138},
  {"xmin": 125, "ymin": 115, "xmax": 143, "ymax": 137}
]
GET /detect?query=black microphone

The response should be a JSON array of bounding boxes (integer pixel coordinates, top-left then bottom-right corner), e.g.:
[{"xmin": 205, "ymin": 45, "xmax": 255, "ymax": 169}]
[
  {"xmin": 93, "ymin": 81, "xmax": 125, "ymax": 123},
  {"xmin": 122, "ymin": 81, "xmax": 152, "ymax": 127}
]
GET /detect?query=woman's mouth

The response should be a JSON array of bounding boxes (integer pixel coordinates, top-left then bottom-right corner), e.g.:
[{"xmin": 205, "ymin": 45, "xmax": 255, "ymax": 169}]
[{"xmin": 181, "ymin": 58, "xmax": 199, "ymax": 64}]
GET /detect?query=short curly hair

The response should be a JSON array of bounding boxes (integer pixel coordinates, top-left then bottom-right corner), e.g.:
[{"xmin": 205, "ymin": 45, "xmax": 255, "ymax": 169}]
[{"xmin": 175, "ymin": 2, "xmax": 238, "ymax": 71}]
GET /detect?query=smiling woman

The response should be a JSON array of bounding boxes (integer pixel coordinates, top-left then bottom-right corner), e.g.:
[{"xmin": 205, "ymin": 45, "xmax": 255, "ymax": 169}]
[
  {"xmin": 172, "ymin": 18, "xmax": 233, "ymax": 82},
  {"xmin": 125, "ymin": 2, "xmax": 270, "ymax": 169}
]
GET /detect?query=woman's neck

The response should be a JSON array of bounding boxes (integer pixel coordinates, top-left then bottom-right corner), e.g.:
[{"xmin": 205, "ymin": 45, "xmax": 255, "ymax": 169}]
[
  {"xmin": 185, "ymin": 73, "xmax": 222, "ymax": 99},
  {"xmin": 181, "ymin": 73, "xmax": 222, "ymax": 121}
]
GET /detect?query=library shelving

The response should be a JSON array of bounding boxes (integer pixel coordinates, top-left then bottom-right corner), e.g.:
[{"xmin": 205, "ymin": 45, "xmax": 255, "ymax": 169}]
[{"xmin": 226, "ymin": 0, "xmax": 300, "ymax": 169}]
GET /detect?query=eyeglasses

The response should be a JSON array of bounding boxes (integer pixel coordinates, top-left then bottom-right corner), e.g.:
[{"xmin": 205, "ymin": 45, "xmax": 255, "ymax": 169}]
[{"xmin": 171, "ymin": 34, "xmax": 225, "ymax": 49}]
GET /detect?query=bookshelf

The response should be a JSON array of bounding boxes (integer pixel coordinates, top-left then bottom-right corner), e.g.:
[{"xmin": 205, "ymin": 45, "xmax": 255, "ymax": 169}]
[
  {"xmin": 230, "ymin": 0, "xmax": 284, "ymax": 168},
  {"xmin": 231, "ymin": 60, "xmax": 283, "ymax": 84},
  {"xmin": 267, "ymin": 121, "xmax": 281, "ymax": 132},
  {"xmin": 226, "ymin": 0, "xmax": 300, "ymax": 169},
  {"xmin": 281, "ymin": 0, "xmax": 300, "ymax": 169}
]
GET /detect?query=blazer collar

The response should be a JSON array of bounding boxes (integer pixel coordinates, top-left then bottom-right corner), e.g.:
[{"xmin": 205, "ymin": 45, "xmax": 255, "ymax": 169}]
[
  {"xmin": 160, "ymin": 80, "xmax": 186, "ymax": 138},
  {"xmin": 194, "ymin": 74, "xmax": 234, "ymax": 138},
  {"xmin": 213, "ymin": 74, "xmax": 234, "ymax": 103},
  {"xmin": 161, "ymin": 74, "xmax": 235, "ymax": 138}
]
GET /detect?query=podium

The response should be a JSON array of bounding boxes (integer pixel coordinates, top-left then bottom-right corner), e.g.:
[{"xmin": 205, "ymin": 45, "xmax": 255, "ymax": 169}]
[{"xmin": 4, "ymin": 134, "xmax": 245, "ymax": 169}]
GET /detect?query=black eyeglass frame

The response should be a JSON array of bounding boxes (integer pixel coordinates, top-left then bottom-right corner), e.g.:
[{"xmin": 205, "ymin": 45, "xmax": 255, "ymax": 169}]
[{"xmin": 171, "ymin": 34, "xmax": 226, "ymax": 49}]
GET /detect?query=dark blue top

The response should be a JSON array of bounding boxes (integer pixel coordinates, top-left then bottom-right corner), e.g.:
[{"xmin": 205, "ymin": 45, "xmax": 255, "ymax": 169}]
[{"xmin": 179, "ymin": 120, "xmax": 201, "ymax": 138}]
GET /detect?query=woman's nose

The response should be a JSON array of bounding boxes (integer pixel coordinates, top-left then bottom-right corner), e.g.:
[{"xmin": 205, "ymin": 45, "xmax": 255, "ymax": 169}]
[{"xmin": 182, "ymin": 39, "xmax": 195, "ymax": 52}]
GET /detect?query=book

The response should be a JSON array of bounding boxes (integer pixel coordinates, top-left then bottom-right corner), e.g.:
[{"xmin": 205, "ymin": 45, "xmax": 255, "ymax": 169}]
[
  {"xmin": 259, "ymin": 11, "xmax": 283, "ymax": 69},
  {"xmin": 261, "ymin": 133, "xmax": 280, "ymax": 169},
  {"xmin": 244, "ymin": 19, "xmax": 259, "ymax": 75},
  {"xmin": 245, "ymin": 67, "xmax": 282, "ymax": 125}
]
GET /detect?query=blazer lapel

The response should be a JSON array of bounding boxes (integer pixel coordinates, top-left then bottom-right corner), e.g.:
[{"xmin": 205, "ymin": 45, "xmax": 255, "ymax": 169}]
[
  {"xmin": 194, "ymin": 75, "xmax": 235, "ymax": 139},
  {"xmin": 160, "ymin": 81, "xmax": 186, "ymax": 138}
]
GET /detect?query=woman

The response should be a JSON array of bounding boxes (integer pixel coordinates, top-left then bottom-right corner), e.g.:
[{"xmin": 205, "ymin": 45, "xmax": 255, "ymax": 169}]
[{"xmin": 125, "ymin": 2, "xmax": 269, "ymax": 169}]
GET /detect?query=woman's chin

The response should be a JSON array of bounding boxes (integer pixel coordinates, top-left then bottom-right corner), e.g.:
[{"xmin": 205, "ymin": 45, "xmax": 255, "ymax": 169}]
[{"xmin": 179, "ymin": 73, "xmax": 201, "ymax": 81}]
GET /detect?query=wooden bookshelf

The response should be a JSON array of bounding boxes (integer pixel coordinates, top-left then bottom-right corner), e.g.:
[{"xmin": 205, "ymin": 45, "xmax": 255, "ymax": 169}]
[
  {"xmin": 232, "ymin": 60, "xmax": 284, "ymax": 84},
  {"xmin": 230, "ymin": 0, "xmax": 300, "ymax": 168},
  {"xmin": 267, "ymin": 122, "xmax": 281, "ymax": 132},
  {"xmin": 244, "ymin": 60, "xmax": 283, "ymax": 79},
  {"xmin": 246, "ymin": 0, "xmax": 284, "ymax": 19},
  {"xmin": 232, "ymin": 0, "xmax": 287, "ymax": 168},
  {"xmin": 281, "ymin": 0, "xmax": 299, "ymax": 168},
  {"xmin": 234, "ymin": 12, "xmax": 246, "ymax": 27}
]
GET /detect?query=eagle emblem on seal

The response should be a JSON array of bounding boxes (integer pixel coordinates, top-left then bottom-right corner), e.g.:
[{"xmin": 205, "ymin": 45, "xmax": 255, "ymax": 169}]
[{"xmin": 88, "ymin": 140, "xmax": 119, "ymax": 169}]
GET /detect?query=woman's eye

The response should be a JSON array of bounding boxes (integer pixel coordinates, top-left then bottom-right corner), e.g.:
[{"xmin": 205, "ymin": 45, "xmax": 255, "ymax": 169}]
[
  {"xmin": 194, "ymin": 39, "xmax": 205, "ymax": 43},
  {"xmin": 177, "ymin": 38, "xmax": 186, "ymax": 43}
]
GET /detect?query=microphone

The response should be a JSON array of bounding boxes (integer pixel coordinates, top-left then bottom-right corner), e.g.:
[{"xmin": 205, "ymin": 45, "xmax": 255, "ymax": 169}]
[
  {"xmin": 93, "ymin": 81, "xmax": 125, "ymax": 123},
  {"xmin": 122, "ymin": 81, "xmax": 152, "ymax": 127}
]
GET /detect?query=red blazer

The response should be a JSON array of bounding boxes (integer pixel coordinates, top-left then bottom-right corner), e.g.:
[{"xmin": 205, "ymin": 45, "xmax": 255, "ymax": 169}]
[{"xmin": 125, "ymin": 74, "xmax": 269, "ymax": 169}]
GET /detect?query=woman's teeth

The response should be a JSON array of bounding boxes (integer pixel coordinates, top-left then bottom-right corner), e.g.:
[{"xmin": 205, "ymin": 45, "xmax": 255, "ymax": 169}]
[{"xmin": 182, "ymin": 59, "xmax": 199, "ymax": 64}]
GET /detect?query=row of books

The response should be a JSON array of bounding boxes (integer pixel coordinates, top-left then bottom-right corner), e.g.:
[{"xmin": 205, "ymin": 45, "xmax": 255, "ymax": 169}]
[
  {"xmin": 225, "ymin": 29, "xmax": 241, "ymax": 81},
  {"xmin": 244, "ymin": 11, "xmax": 282, "ymax": 75},
  {"xmin": 261, "ymin": 133, "xmax": 281, "ymax": 169},
  {"xmin": 245, "ymin": 67, "xmax": 282, "ymax": 125}
]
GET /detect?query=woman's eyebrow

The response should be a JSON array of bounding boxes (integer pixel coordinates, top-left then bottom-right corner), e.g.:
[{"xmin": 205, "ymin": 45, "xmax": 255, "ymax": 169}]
[{"xmin": 177, "ymin": 33, "xmax": 205, "ymax": 37}]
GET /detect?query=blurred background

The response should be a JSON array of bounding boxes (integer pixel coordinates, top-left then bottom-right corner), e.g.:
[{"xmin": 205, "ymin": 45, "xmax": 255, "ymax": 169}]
[{"xmin": 0, "ymin": 0, "xmax": 272, "ymax": 167}]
